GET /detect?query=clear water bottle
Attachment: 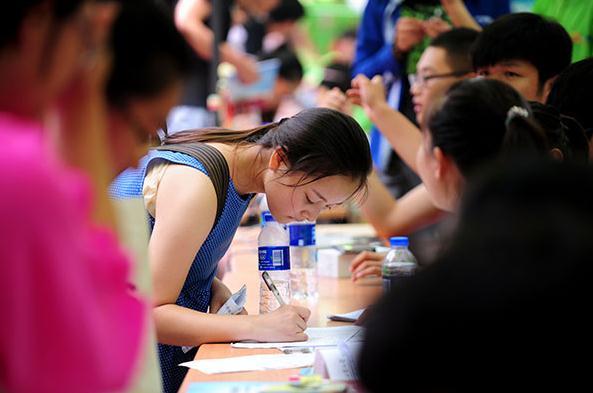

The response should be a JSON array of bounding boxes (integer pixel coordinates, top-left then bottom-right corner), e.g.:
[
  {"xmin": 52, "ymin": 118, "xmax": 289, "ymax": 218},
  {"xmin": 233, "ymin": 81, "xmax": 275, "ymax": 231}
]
[
  {"xmin": 289, "ymin": 222, "xmax": 318, "ymax": 300},
  {"xmin": 258, "ymin": 212, "xmax": 291, "ymax": 313},
  {"xmin": 382, "ymin": 236, "xmax": 417, "ymax": 292},
  {"xmin": 259, "ymin": 194, "xmax": 270, "ymax": 226}
]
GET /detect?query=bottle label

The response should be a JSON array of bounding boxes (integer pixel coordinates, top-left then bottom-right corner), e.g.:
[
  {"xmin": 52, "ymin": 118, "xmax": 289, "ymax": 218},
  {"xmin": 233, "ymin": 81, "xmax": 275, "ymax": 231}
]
[
  {"xmin": 383, "ymin": 262, "xmax": 416, "ymax": 293},
  {"xmin": 258, "ymin": 246, "xmax": 290, "ymax": 270},
  {"xmin": 289, "ymin": 223, "xmax": 316, "ymax": 246},
  {"xmin": 383, "ymin": 262, "xmax": 417, "ymax": 277}
]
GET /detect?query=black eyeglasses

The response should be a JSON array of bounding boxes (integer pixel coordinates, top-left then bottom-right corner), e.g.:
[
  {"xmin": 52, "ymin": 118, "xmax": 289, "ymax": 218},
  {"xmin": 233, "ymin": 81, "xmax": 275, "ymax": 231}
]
[{"xmin": 411, "ymin": 70, "xmax": 473, "ymax": 88}]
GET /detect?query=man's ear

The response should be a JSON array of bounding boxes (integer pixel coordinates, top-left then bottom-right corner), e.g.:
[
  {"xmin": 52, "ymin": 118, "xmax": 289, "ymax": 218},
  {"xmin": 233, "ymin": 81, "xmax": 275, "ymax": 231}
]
[
  {"xmin": 550, "ymin": 147, "xmax": 564, "ymax": 161},
  {"xmin": 542, "ymin": 76, "xmax": 558, "ymax": 103},
  {"xmin": 268, "ymin": 147, "xmax": 288, "ymax": 171},
  {"xmin": 433, "ymin": 146, "xmax": 464, "ymax": 202},
  {"xmin": 432, "ymin": 146, "xmax": 447, "ymax": 180}
]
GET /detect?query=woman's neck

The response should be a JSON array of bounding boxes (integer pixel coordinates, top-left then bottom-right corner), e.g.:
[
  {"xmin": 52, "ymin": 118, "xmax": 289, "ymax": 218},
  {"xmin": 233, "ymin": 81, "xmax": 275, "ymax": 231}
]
[{"xmin": 210, "ymin": 143, "xmax": 270, "ymax": 195}]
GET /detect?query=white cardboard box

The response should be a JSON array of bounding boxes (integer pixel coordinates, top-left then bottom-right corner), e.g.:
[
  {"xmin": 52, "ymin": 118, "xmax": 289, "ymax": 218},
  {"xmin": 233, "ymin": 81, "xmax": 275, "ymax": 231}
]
[{"xmin": 317, "ymin": 248, "xmax": 356, "ymax": 278}]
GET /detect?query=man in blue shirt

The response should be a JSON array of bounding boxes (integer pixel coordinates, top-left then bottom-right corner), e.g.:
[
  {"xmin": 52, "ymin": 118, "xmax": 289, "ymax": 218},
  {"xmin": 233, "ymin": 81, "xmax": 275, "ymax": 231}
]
[{"xmin": 353, "ymin": 0, "xmax": 509, "ymax": 197}]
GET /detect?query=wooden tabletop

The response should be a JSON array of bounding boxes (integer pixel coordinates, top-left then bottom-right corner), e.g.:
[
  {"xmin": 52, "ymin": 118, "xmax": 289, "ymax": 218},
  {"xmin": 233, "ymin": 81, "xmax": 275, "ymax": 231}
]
[{"xmin": 178, "ymin": 224, "xmax": 382, "ymax": 392}]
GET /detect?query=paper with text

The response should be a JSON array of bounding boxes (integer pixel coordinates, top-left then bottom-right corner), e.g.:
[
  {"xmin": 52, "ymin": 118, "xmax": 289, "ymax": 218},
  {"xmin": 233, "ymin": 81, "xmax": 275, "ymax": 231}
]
[
  {"xmin": 327, "ymin": 308, "xmax": 365, "ymax": 323},
  {"xmin": 313, "ymin": 341, "xmax": 362, "ymax": 381},
  {"xmin": 180, "ymin": 353, "xmax": 314, "ymax": 374},
  {"xmin": 231, "ymin": 326, "xmax": 363, "ymax": 349}
]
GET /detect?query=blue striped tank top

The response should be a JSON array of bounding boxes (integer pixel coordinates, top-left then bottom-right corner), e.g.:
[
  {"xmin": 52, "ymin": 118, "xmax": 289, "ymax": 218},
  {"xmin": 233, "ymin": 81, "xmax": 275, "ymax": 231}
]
[{"xmin": 110, "ymin": 148, "xmax": 253, "ymax": 393}]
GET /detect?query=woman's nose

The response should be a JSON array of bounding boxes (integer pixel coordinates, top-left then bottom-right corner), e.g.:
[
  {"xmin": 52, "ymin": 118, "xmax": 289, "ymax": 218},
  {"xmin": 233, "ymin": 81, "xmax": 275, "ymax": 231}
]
[{"xmin": 301, "ymin": 204, "xmax": 323, "ymax": 222}]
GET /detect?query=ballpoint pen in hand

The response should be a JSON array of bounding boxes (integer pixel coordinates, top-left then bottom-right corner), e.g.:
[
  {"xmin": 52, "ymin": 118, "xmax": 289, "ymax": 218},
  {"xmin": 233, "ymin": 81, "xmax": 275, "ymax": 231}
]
[{"xmin": 262, "ymin": 271, "xmax": 286, "ymax": 306}]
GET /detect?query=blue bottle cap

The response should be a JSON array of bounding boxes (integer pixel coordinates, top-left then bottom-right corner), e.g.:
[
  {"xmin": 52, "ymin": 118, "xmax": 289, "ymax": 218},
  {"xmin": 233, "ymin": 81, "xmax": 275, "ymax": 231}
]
[
  {"xmin": 289, "ymin": 222, "xmax": 316, "ymax": 246},
  {"xmin": 262, "ymin": 212, "xmax": 276, "ymax": 222},
  {"xmin": 389, "ymin": 236, "xmax": 409, "ymax": 247}
]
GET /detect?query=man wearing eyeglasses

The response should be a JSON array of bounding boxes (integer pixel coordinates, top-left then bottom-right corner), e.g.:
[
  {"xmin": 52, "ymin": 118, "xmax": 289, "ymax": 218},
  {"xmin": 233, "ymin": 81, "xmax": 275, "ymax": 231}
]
[
  {"xmin": 347, "ymin": 27, "xmax": 479, "ymax": 275},
  {"xmin": 351, "ymin": 27, "xmax": 478, "ymax": 158},
  {"xmin": 352, "ymin": 0, "xmax": 509, "ymax": 201}
]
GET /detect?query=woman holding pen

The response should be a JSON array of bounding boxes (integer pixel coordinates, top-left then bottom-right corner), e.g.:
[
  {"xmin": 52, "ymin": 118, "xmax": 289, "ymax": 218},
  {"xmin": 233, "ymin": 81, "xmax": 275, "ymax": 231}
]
[{"xmin": 111, "ymin": 107, "xmax": 373, "ymax": 393}]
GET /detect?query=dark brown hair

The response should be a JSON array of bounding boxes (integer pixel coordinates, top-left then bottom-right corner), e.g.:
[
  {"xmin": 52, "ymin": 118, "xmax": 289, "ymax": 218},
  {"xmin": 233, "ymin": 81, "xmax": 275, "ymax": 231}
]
[
  {"xmin": 163, "ymin": 108, "xmax": 373, "ymax": 195},
  {"xmin": 425, "ymin": 78, "xmax": 549, "ymax": 178}
]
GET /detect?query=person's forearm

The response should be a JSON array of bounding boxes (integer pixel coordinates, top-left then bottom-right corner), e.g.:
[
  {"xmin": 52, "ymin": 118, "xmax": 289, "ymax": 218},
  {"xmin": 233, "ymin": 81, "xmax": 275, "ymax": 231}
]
[
  {"xmin": 362, "ymin": 177, "xmax": 445, "ymax": 238},
  {"xmin": 174, "ymin": 19, "xmax": 244, "ymax": 67},
  {"xmin": 371, "ymin": 102, "xmax": 422, "ymax": 173},
  {"xmin": 176, "ymin": 16, "xmax": 214, "ymax": 60},
  {"xmin": 361, "ymin": 172, "xmax": 403, "ymax": 237},
  {"xmin": 153, "ymin": 304, "xmax": 255, "ymax": 346},
  {"xmin": 380, "ymin": 185, "xmax": 446, "ymax": 236},
  {"xmin": 174, "ymin": 0, "xmax": 216, "ymax": 60},
  {"xmin": 211, "ymin": 276, "xmax": 225, "ymax": 293},
  {"xmin": 442, "ymin": 0, "xmax": 481, "ymax": 30}
]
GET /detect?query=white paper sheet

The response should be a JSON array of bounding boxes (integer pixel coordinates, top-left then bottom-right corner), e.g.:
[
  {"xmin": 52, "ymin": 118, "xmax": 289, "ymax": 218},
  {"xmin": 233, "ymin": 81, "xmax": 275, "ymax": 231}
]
[
  {"xmin": 327, "ymin": 308, "xmax": 365, "ymax": 323},
  {"xmin": 187, "ymin": 382, "xmax": 276, "ymax": 393},
  {"xmin": 314, "ymin": 348, "xmax": 355, "ymax": 381},
  {"xmin": 217, "ymin": 284, "xmax": 248, "ymax": 315},
  {"xmin": 313, "ymin": 341, "xmax": 362, "ymax": 381},
  {"xmin": 179, "ymin": 353, "xmax": 314, "ymax": 374},
  {"xmin": 231, "ymin": 326, "xmax": 363, "ymax": 349}
]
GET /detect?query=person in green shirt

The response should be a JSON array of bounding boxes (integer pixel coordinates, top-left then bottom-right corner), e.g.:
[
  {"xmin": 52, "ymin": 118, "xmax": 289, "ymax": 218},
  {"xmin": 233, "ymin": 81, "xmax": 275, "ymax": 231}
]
[{"xmin": 533, "ymin": 0, "xmax": 593, "ymax": 62}]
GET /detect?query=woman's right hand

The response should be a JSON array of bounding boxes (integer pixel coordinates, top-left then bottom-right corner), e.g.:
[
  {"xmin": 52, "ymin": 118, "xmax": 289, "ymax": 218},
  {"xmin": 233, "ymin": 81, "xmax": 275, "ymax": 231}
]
[
  {"xmin": 252, "ymin": 305, "xmax": 311, "ymax": 342},
  {"xmin": 350, "ymin": 251, "xmax": 386, "ymax": 282}
]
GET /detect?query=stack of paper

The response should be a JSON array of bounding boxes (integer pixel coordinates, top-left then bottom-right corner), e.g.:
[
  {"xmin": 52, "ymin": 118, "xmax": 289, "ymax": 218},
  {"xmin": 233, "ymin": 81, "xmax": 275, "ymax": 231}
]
[
  {"xmin": 313, "ymin": 341, "xmax": 362, "ymax": 381},
  {"xmin": 180, "ymin": 353, "xmax": 314, "ymax": 374},
  {"xmin": 187, "ymin": 381, "xmax": 346, "ymax": 393},
  {"xmin": 182, "ymin": 325, "xmax": 365, "ymax": 377},
  {"xmin": 327, "ymin": 309, "xmax": 365, "ymax": 323},
  {"xmin": 187, "ymin": 382, "xmax": 274, "ymax": 393},
  {"xmin": 231, "ymin": 326, "xmax": 363, "ymax": 349}
]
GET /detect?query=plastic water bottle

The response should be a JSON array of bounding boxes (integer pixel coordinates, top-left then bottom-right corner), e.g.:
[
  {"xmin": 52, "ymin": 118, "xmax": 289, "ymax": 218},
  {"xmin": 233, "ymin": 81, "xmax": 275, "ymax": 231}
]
[
  {"xmin": 259, "ymin": 194, "xmax": 270, "ymax": 226},
  {"xmin": 382, "ymin": 236, "xmax": 417, "ymax": 292},
  {"xmin": 289, "ymin": 222, "xmax": 318, "ymax": 300},
  {"xmin": 258, "ymin": 212, "xmax": 291, "ymax": 313}
]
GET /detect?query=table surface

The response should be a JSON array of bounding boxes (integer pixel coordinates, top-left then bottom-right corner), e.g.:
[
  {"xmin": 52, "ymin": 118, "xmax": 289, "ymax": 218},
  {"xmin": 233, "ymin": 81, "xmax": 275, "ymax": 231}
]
[{"xmin": 178, "ymin": 224, "xmax": 382, "ymax": 392}]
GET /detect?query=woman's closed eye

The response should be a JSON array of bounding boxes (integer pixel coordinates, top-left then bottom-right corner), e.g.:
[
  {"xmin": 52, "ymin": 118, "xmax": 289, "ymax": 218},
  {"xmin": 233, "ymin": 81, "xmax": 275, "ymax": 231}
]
[{"xmin": 306, "ymin": 193, "xmax": 327, "ymax": 206}]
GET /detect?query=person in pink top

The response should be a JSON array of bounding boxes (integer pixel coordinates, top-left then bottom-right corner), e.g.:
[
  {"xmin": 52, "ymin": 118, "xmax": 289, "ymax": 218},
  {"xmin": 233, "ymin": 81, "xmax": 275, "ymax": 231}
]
[{"xmin": 0, "ymin": 1, "xmax": 145, "ymax": 392}]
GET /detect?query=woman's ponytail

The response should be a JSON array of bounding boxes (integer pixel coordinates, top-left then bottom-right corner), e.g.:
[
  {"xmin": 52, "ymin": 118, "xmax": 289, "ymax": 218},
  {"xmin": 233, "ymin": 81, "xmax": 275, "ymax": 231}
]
[
  {"xmin": 426, "ymin": 79, "xmax": 551, "ymax": 177},
  {"xmin": 502, "ymin": 105, "xmax": 549, "ymax": 157},
  {"xmin": 161, "ymin": 121, "xmax": 281, "ymax": 145},
  {"xmin": 156, "ymin": 108, "xmax": 372, "ymax": 196}
]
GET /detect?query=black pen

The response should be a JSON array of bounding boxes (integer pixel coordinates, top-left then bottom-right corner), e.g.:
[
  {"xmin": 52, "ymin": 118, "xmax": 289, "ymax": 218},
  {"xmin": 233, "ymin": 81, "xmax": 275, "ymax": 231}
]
[{"xmin": 262, "ymin": 271, "xmax": 286, "ymax": 306}]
